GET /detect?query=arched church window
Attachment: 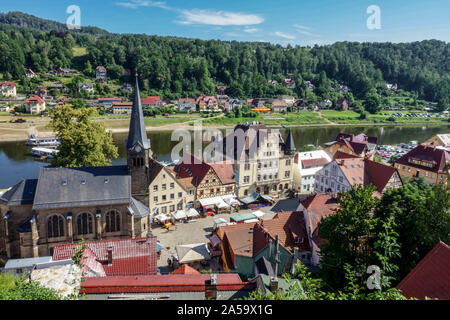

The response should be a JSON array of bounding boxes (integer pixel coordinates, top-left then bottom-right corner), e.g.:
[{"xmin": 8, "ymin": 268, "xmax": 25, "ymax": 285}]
[
  {"xmin": 77, "ymin": 212, "xmax": 93, "ymax": 235},
  {"xmin": 105, "ymin": 211, "xmax": 121, "ymax": 232},
  {"xmin": 48, "ymin": 215, "xmax": 64, "ymax": 238}
]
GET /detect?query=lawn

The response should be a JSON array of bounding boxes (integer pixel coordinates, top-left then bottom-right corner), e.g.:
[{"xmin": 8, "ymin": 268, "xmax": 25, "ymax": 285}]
[
  {"xmin": 203, "ymin": 112, "xmax": 327, "ymax": 126},
  {"xmin": 72, "ymin": 46, "xmax": 88, "ymax": 57},
  {"xmin": 322, "ymin": 110, "xmax": 448, "ymax": 124}
]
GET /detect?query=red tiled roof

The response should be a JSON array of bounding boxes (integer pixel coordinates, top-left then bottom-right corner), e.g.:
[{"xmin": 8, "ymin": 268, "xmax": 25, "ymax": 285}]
[
  {"xmin": 174, "ymin": 153, "xmax": 211, "ymax": 186},
  {"xmin": 335, "ymin": 157, "xmax": 400, "ymax": 192},
  {"xmin": 209, "ymin": 162, "xmax": 235, "ymax": 185},
  {"xmin": 396, "ymin": 242, "xmax": 450, "ymax": 300},
  {"xmin": 53, "ymin": 237, "xmax": 157, "ymax": 277},
  {"xmin": 80, "ymin": 274, "xmax": 253, "ymax": 294},
  {"xmin": 112, "ymin": 102, "xmax": 133, "ymax": 108},
  {"xmin": 395, "ymin": 144, "xmax": 449, "ymax": 174},
  {"xmin": 96, "ymin": 66, "xmax": 106, "ymax": 72},
  {"xmin": 299, "ymin": 194, "xmax": 339, "ymax": 236},
  {"xmin": 179, "ymin": 98, "xmax": 195, "ymax": 104},
  {"xmin": 0, "ymin": 81, "xmax": 16, "ymax": 88},
  {"xmin": 301, "ymin": 158, "xmax": 330, "ymax": 168},
  {"xmin": 26, "ymin": 95, "xmax": 45, "ymax": 104},
  {"xmin": 333, "ymin": 151, "xmax": 361, "ymax": 160},
  {"xmin": 171, "ymin": 264, "xmax": 200, "ymax": 275},
  {"xmin": 141, "ymin": 96, "xmax": 160, "ymax": 105}
]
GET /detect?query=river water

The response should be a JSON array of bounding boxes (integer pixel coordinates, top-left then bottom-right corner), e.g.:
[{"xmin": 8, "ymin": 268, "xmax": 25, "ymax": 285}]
[{"xmin": 1, "ymin": 124, "xmax": 449, "ymax": 189}]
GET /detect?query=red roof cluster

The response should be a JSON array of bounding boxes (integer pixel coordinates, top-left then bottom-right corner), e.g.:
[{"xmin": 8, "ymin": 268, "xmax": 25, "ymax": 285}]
[
  {"xmin": 141, "ymin": 96, "xmax": 161, "ymax": 106},
  {"xmin": 396, "ymin": 241, "xmax": 450, "ymax": 300},
  {"xmin": 80, "ymin": 274, "xmax": 253, "ymax": 294},
  {"xmin": 301, "ymin": 158, "xmax": 330, "ymax": 168},
  {"xmin": 395, "ymin": 144, "xmax": 449, "ymax": 174},
  {"xmin": 26, "ymin": 95, "xmax": 45, "ymax": 104},
  {"xmin": 0, "ymin": 81, "xmax": 16, "ymax": 88},
  {"xmin": 53, "ymin": 237, "xmax": 157, "ymax": 277}
]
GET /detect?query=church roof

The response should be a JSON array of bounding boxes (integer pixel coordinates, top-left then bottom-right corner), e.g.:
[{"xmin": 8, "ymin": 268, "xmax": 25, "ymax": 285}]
[
  {"xmin": 126, "ymin": 78, "xmax": 150, "ymax": 150},
  {"xmin": 32, "ymin": 166, "xmax": 131, "ymax": 210},
  {"xmin": 0, "ymin": 179, "xmax": 37, "ymax": 206},
  {"xmin": 284, "ymin": 128, "xmax": 296, "ymax": 155}
]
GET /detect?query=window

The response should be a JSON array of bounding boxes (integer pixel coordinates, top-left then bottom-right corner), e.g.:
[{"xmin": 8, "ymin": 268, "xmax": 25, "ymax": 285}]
[
  {"xmin": 169, "ymin": 205, "xmax": 175, "ymax": 212},
  {"xmin": 178, "ymin": 192, "xmax": 182, "ymax": 198},
  {"xmin": 244, "ymin": 163, "xmax": 250, "ymax": 170},
  {"xmin": 177, "ymin": 203, "xmax": 183, "ymax": 210},
  {"xmin": 154, "ymin": 196, "xmax": 158, "ymax": 202},
  {"xmin": 200, "ymin": 190, "xmax": 204, "ymax": 196},
  {"xmin": 170, "ymin": 183, "xmax": 174, "ymax": 189},
  {"xmin": 339, "ymin": 176, "xmax": 343, "ymax": 183},
  {"xmin": 257, "ymin": 175, "xmax": 261, "ymax": 182},
  {"xmin": 162, "ymin": 184, "xmax": 167, "ymax": 190},
  {"xmin": 48, "ymin": 215, "xmax": 64, "ymax": 238},
  {"xmin": 77, "ymin": 213, "xmax": 93, "ymax": 235},
  {"xmin": 284, "ymin": 183, "xmax": 289, "ymax": 189},
  {"xmin": 161, "ymin": 206, "xmax": 167, "ymax": 213},
  {"xmin": 105, "ymin": 211, "xmax": 120, "ymax": 233},
  {"xmin": 325, "ymin": 170, "xmax": 328, "ymax": 176},
  {"xmin": 210, "ymin": 189, "xmax": 214, "ymax": 193},
  {"xmin": 243, "ymin": 176, "xmax": 250, "ymax": 183},
  {"xmin": 279, "ymin": 184, "xmax": 283, "ymax": 191},
  {"xmin": 216, "ymin": 188, "xmax": 220, "ymax": 192},
  {"xmin": 286, "ymin": 159, "xmax": 291, "ymax": 166},
  {"xmin": 226, "ymin": 186, "xmax": 233, "ymax": 192},
  {"xmin": 244, "ymin": 189, "xmax": 248, "ymax": 196},
  {"xmin": 153, "ymin": 185, "xmax": 158, "ymax": 191},
  {"xmin": 162, "ymin": 195, "xmax": 166, "ymax": 201}
]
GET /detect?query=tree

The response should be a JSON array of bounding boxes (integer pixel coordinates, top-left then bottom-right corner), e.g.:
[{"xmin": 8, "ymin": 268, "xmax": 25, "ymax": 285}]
[
  {"xmin": 374, "ymin": 180, "xmax": 450, "ymax": 279},
  {"xmin": 0, "ymin": 273, "xmax": 61, "ymax": 300},
  {"xmin": 50, "ymin": 105, "xmax": 118, "ymax": 167},
  {"xmin": 364, "ymin": 94, "xmax": 381, "ymax": 114},
  {"xmin": 318, "ymin": 185, "xmax": 380, "ymax": 288}
]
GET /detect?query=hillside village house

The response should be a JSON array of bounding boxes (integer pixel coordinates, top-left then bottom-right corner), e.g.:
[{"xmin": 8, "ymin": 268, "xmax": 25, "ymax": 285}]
[
  {"xmin": 0, "ymin": 82, "xmax": 17, "ymax": 97},
  {"xmin": 196, "ymin": 95, "xmax": 219, "ymax": 111},
  {"xmin": 120, "ymin": 83, "xmax": 133, "ymax": 93},
  {"xmin": 319, "ymin": 99, "xmax": 332, "ymax": 109},
  {"xmin": 177, "ymin": 98, "xmax": 196, "ymax": 112},
  {"xmin": 278, "ymin": 95, "xmax": 295, "ymax": 106},
  {"xmin": 219, "ymin": 122, "xmax": 296, "ymax": 198},
  {"xmin": 26, "ymin": 69, "xmax": 36, "ymax": 78},
  {"xmin": 35, "ymin": 86, "xmax": 47, "ymax": 98},
  {"xmin": 336, "ymin": 98, "xmax": 349, "ymax": 110},
  {"xmin": 112, "ymin": 101, "xmax": 133, "ymax": 114},
  {"xmin": 394, "ymin": 144, "xmax": 449, "ymax": 185},
  {"xmin": 24, "ymin": 95, "xmax": 46, "ymax": 114},
  {"xmin": 98, "ymin": 97, "xmax": 121, "ymax": 109},
  {"xmin": 271, "ymin": 99, "xmax": 288, "ymax": 112},
  {"xmin": 323, "ymin": 133, "xmax": 378, "ymax": 159},
  {"xmin": 293, "ymin": 150, "xmax": 332, "ymax": 194},
  {"xmin": 78, "ymin": 82, "xmax": 94, "ymax": 93},
  {"xmin": 141, "ymin": 96, "xmax": 161, "ymax": 108},
  {"xmin": 314, "ymin": 156, "xmax": 403, "ymax": 195},
  {"xmin": 54, "ymin": 67, "xmax": 78, "ymax": 76},
  {"xmin": 96, "ymin": 66, "xmax": 107, "ymax": 81}
]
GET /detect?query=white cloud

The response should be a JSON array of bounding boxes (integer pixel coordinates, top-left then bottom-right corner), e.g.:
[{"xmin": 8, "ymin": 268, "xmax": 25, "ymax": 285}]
[
  {"xmin": 292, "ymin": 24, "xmax": 311, "ymax": 30},
  {"xmin": 243, "ymin": 27, "xmax": 259, "ymax": 33},
  {"xmin": 178, "ymin": 9, "xmax": 264, "ymax": 26},
  {"xmin": 115, "ymin": 0, "xmax": 169, "ymax": 9},
  {"xmin": 274, "ymin": 31, "xmax": 296, "ymax": 40}
]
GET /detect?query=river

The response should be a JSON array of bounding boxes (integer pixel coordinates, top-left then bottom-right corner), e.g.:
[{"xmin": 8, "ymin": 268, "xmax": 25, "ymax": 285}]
[{"xmin": 0, "ymin": 124, "xmax": 449, "ymax": 189}]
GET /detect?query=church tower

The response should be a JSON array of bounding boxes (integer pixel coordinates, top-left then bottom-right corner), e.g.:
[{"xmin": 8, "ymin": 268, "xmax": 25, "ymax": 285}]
[{"xmin": 126, "ymin": 77, "xmax": 152, "ymax": 204}]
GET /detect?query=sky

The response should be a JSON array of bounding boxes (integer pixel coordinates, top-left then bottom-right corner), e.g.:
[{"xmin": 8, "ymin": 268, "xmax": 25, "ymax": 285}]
[{"xmin": 1, "ymin": 0, "xmax": 449, "ymax": 45}]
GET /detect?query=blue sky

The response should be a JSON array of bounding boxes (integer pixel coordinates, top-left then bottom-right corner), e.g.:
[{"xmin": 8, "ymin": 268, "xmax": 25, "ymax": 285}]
[{"xmin": 1, "ymin": 0, "xmax": 449, "ymax": 45}]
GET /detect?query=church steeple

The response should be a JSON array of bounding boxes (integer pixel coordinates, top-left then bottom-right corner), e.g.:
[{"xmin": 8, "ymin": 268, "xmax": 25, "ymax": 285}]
[
  {"xmin": 284, "ymin": 128, "xmax": 296, "ymax": 156},
  {"xmin": 126, "ymin": 77, "xmax": 150, "ymax": 150}
]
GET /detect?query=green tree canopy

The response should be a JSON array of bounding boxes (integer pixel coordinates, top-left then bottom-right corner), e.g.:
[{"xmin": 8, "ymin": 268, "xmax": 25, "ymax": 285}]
[{"xmin": 50, "ymin": 105, "xmax": 118, "ymax": 167}]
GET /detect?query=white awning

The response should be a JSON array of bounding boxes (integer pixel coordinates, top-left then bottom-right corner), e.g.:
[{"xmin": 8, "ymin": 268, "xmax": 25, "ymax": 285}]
[
  {"xmin": 154, "ymin": 214, "xmax": 170, "ymax": 222},
  {"xmin": 172, "ymin": 210, "xmax": 187, "ymax": 220},
  {"xmin": 176, "ymin": 243, "xmax": 211, "ymax": 264},
  {"xmin": 244, "ymin": 219, "xmax": 259, "ymax": 224},
  {"xmin": 198, "ymin": 196, "xmax": 229, "ymax": 208},
  {"xmin": 221, "ymin": 195, "xmax": 240, "ymax": 206},
  {"xmin": 186, "ymin": 208, "xmax": 200, "ymax": 218},
  {"xmin": 252, "ymin": 210, "xmax": 265, "ymax": 218}
]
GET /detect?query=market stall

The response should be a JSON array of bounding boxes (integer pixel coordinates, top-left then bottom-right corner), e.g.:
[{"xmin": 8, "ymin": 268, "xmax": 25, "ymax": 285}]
[
  {"xmin": 186, "ymin": 208, "xmax": 200, "ymax": 221},
  {"xmin": 175, "ymin": 243, "xmax": 211, "ymax": 264},
  {"xmin": 172, "ymin": 210, "xmax": 187, "ymax": 222},
  {"xmin": 230, "ymin": 213, "xmax": 257, "ymax": 224}
]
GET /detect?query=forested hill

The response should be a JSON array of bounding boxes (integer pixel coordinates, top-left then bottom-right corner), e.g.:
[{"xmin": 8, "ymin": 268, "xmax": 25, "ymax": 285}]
[{"xmin": 0, "ymin": 11, "xmax": 449, "ymax": 105}]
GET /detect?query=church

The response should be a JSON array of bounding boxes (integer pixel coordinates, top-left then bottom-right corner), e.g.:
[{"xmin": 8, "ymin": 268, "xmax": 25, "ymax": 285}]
[{"xmin": 0, "ymin": 79, "xmax": 156, "ymax": 259}]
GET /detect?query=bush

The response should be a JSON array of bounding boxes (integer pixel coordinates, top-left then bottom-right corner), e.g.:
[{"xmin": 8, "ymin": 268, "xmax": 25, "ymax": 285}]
[{"xmin": 0, "ymin": 274, "xmax": 61, "ymax": 300}]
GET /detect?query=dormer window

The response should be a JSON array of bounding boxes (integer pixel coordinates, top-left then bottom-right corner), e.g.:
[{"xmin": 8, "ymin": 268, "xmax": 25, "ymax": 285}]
[{"xmin": 294, "ymin": 237, "xmax": 304, "ymax": 244}]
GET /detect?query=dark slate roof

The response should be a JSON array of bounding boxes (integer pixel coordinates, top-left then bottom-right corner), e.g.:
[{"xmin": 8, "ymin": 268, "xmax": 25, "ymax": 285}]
[
  {"xmin": 128, "ymin": 197, "xmax": 150, "ymax": 218},
  {"xmin": 255, "ymin": 256, "xmax": 275, "ymax": 277},
  {"xmin": 284, "ymin": 128, "xmax": 296, "ymax": 155},
  {"xmin": 126, "ymin": 78, "xmax": 150, "ymax": 150},
  {"xmin": 32, "ymin": 166, "xmax": 131, "ymax": 210},
  {"xmin": 0, "ymin": 179, "xmax": 37, "ymax": 206}
]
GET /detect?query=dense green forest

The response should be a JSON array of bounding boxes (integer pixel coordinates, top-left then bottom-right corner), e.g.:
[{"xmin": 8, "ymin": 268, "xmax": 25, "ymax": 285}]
[{"xmin": 0, "ymin": 11, "xmax": 449, "ymax": 107}]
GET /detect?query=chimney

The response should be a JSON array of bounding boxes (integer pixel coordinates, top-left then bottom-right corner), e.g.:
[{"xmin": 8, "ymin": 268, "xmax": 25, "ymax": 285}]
[
  {"xmin": 205, "ymin": 274, "xmax": 218, "ymax": 300},
  {"xmin": 269, "ymin": 277, "xmax": 279, "ymax": 292},
  {"xmin": 107, "ymin": 246, "xmax": 113, "ymax": 266}
]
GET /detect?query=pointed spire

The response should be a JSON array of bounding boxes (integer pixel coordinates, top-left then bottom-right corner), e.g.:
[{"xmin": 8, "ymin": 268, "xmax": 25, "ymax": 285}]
[
  {"xmin": 126, "ymin": 77, "xmax": 150, "ymax": 150},
  {"xmin": 285, "ymin": 128, "xmax": 296, "ymax": 155}
]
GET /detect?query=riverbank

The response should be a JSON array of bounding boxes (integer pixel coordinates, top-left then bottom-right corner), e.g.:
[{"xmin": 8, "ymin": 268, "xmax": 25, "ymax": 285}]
[{"xmin": 0, "ymin": 119, "xmax": 449, "ymax": 142}]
